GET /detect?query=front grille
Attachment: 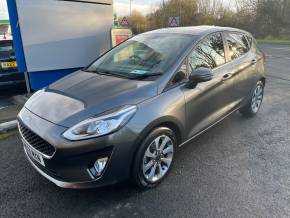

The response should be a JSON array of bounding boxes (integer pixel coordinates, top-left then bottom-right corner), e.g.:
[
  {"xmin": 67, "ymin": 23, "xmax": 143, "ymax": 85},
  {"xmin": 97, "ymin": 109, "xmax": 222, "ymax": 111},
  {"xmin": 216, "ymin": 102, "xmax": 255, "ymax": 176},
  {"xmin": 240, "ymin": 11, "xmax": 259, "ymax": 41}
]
[{"xmin": 19, "ymin": 122, "xmax": 56, "ymax": 157}]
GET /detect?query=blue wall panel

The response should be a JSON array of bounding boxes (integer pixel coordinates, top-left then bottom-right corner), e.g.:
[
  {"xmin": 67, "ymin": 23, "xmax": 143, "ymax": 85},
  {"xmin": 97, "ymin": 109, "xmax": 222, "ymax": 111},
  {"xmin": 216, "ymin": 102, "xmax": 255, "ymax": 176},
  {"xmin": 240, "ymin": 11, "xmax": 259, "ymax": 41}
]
[
  {"xmin": 7, "ymin": 0, "xmax": 112, "ymax": 91},
  {"xmin": 29, "ymin": 68, "xmax": 81, "ymax": 90},
  {"xmin": 6, "ymin": 0, "xmax": 27, "ymax": 73}
]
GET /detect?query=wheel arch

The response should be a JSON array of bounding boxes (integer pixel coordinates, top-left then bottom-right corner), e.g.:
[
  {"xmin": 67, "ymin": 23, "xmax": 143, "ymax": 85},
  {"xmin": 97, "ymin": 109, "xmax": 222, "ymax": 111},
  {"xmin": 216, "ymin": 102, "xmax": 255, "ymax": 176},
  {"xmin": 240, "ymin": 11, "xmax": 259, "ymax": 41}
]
[
  {"xmin": 260, "ymin": 77, "xmax": 266, "ymax": 86},
  {"xmin": 129, "ymin": 116, "xmax": 184, "ymax": 172},
  {"xmin": 135, "ymin": 116, "xmax": 184, "ymax": 147}
]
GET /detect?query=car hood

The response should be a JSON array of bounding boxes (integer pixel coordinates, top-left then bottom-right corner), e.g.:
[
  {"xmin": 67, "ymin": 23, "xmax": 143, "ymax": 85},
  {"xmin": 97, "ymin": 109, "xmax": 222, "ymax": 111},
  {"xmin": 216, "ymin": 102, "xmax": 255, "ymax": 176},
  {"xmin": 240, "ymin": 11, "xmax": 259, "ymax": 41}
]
[{"xmin": 25, "ymin": 70, "xmax": 158, "ymax": 127}]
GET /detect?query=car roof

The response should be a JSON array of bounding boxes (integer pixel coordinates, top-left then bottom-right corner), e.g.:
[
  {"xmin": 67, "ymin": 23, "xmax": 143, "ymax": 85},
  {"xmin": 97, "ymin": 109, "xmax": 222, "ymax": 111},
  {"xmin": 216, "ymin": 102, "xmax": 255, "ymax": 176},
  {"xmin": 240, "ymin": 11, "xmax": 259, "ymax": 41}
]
[{"xmin": 144, "ymin": 25, "xmax": 249, "ymax": 37}]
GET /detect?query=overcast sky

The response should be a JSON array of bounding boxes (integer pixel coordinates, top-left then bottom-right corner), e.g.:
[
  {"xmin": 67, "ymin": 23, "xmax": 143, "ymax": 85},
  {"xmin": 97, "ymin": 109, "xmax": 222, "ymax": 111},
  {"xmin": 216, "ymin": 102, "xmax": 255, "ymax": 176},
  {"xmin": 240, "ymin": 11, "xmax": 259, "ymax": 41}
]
[
  {"xmin": 0, "ymin": 0, "xmax": 8, "ymax": 20},
  {"xmin": 114, "ymin": 0, "xmax": 161, "ymax": 15},
  {"xmin": 0, "ymin": 0, "xmax": 233, "ymax": 19},
  {"xmin": 0, "ymin": 0, "xmax": 161, "ymax": 19}
]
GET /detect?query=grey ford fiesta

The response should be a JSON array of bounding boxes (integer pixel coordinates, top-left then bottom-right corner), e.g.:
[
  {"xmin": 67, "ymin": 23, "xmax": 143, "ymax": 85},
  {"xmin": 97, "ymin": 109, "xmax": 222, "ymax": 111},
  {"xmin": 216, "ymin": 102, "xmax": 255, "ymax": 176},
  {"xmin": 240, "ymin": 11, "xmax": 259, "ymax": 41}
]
[{"xmin": 18, "ymin": 26, "xmax": 266, "ymax": 189}]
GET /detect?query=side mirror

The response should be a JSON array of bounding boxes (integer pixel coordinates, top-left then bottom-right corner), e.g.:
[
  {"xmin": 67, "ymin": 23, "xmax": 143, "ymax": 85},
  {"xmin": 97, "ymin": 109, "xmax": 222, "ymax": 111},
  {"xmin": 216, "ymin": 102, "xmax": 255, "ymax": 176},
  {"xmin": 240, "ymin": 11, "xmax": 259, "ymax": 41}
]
[{"xmin": 186, "ymin": 67, "xmax": 213, "ymax": 88}]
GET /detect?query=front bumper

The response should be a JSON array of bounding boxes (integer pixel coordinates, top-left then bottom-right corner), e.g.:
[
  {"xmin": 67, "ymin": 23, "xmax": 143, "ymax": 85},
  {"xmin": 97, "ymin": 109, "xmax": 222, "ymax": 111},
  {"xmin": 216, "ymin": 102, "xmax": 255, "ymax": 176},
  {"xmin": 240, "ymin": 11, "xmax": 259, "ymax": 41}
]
[
  {"xmin": 24, "ymin": 148, "xmax": 107, "ymax": 189},
  {"xmin": 18, "ymin": 107, "xmax": 139, "ymax": 189}
]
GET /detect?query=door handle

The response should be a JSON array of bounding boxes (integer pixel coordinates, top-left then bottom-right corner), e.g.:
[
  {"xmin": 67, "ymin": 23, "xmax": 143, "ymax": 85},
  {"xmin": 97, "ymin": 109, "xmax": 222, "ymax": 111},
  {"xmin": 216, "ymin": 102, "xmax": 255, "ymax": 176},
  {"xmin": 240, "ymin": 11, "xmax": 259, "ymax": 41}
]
[
  {"xmin": 222, "ymin": 73, "xmax": 232, "ymax": 81},
  {"xmin": 251, "ymin": 59, "xmax": 257, "ymax": 65}
]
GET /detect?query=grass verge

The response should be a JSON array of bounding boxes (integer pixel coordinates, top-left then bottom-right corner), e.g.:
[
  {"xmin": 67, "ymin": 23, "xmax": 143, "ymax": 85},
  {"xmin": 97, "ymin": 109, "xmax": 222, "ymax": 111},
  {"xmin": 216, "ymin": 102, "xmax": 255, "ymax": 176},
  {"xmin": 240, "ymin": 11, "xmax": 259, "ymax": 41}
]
[
  {"xmin": 257, "ymin": 39, "xmax": 290, "ymax": 45},
  {"xmin": 0, "ymin": 130, "xmax": 18, "ymax": 141}
]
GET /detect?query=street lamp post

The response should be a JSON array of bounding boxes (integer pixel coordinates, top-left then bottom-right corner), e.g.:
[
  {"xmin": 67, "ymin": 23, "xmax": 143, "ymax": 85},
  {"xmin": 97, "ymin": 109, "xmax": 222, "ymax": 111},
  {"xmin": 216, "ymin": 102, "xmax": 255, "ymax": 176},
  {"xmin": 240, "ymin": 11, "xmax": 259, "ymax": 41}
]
[
  {"xmin": 130, "ymin": 0, "xmax": 132, "ymax": 16},
  {"xmin": 163, "ymin": 0, "xmax": 165, "ymax": 27}
]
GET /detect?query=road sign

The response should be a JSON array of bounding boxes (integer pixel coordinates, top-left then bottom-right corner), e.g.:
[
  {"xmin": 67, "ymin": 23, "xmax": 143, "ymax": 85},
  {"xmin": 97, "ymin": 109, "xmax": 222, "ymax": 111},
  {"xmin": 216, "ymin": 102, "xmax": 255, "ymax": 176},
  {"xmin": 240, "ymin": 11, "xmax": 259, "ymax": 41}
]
[
  {"xmin": 168, "ymin": 17, "xmax": 180, "ymax": 27},
  {"xmin": 119, "ymin": 16, "xmax": 129, "ymax": 28}
]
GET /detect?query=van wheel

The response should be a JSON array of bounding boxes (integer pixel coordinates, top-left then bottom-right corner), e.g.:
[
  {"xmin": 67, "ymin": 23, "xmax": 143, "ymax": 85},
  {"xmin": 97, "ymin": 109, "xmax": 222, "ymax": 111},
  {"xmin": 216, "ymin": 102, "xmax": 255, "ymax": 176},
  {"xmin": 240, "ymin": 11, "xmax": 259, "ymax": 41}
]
[
  {"xmin": 131, "ymin": 127, "xmax": 176, "ymax": 189},
  {"xmin": 240, "ymin": 81, "xmax": 264, "ymax": 117}
]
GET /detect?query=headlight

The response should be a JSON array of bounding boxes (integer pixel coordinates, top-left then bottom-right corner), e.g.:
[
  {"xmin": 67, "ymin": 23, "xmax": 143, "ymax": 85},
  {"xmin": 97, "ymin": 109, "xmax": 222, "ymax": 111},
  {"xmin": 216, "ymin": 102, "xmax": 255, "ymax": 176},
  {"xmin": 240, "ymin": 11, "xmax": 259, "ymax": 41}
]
[{"xmin": 63, "ymin": 105, "xmax": 137, "ymax": 141}]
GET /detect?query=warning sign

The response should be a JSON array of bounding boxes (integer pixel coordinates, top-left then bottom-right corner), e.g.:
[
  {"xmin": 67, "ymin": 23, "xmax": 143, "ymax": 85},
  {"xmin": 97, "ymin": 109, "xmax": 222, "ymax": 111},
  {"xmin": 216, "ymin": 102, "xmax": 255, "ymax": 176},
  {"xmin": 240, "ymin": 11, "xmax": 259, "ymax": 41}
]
[
  {"xmin": 119, "ymin": 16, "xmax": 130, "ymax": 28},
  {"xmin": 168, "ymin": 17, "xmax": 180, "ymax": 27}
]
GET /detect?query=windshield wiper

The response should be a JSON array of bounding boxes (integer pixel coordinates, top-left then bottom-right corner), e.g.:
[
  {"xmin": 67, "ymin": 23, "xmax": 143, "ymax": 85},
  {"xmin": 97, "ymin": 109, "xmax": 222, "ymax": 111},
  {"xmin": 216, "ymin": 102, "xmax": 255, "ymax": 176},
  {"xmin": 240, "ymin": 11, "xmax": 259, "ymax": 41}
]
[
  {"xmin": 83, "ymin": 68, "xmax": 163, "ymax": 80},
  {"xmin": 129, "ymin": 73, "xmax": 163, "ymax": 80},
  {"xmin": 83, "ymin": 68, "xmax": 130, "ymax": 79},
  {"xmin": 98, "ymin": 70, "xmax": 126, "ymax": 78}
]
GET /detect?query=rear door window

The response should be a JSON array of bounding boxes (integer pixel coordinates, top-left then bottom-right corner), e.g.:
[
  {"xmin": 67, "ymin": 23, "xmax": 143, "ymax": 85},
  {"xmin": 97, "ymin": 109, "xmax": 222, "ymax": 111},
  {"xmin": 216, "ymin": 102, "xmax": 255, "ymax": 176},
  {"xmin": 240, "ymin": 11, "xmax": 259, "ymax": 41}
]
[
  {"xmin": 225, "ymin": 33, "xmax": 250, "ymax": 61},
  {"xmin": 189, "ymin": 33, "xmax": 226, "ymax": 70}
]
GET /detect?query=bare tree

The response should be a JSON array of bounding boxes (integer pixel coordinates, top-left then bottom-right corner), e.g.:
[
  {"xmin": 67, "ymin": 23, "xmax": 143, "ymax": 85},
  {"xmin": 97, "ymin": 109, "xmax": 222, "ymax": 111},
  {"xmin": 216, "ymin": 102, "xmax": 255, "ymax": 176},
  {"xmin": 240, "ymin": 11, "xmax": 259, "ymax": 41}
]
[{"xmin": 127, "ymin": 0, "xmax": 290, "ymax": 39}]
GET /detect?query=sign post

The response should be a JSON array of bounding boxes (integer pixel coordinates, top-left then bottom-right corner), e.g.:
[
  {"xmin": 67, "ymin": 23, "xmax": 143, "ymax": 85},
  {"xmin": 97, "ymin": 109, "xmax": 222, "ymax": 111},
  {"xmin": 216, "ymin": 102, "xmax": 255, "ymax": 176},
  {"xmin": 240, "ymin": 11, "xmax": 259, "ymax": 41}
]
[{"xmin": 168, "ymin": 17, "xmax": 180, "ymax": 27}]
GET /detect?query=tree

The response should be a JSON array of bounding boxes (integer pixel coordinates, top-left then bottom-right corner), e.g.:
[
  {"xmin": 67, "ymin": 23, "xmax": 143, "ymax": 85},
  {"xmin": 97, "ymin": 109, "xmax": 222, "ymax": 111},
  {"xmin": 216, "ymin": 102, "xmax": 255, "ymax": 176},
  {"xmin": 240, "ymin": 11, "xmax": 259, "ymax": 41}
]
[
  {"xmin": 126, "ymin": 0, "xmax": 290, "ymax": 39},
  {"xmin": 128, "ymin": 10, "xmax": 147, "ymax": 34},
  {"xmin": 148, "ymin": 0, "xmax": 199, "ymax": 28}
]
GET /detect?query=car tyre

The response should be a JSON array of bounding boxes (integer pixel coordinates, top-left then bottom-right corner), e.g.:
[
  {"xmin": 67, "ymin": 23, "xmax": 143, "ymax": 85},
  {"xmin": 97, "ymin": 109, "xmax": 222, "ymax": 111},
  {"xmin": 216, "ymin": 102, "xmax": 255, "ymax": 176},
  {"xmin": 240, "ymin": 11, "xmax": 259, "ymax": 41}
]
[
  {"xmin": 240, "ymin": 80, "xmax": 264, "ymax": 117},
  {"xmin": 131, "ymin": 127, "xmax": 176, "ymax": 189}
]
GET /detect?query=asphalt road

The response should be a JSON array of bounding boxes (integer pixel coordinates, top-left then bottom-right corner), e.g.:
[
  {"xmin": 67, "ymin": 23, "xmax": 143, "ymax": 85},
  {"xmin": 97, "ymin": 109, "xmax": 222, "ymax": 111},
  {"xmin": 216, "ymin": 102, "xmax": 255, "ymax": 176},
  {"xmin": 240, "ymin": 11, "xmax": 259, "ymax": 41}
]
[
  {"xmin": 0, "ymin": 96, "xmax": 22, "ymax": 123},
  {"xmin": 1, "ymin": 44, "xmax": 290, "ymax": 218}
]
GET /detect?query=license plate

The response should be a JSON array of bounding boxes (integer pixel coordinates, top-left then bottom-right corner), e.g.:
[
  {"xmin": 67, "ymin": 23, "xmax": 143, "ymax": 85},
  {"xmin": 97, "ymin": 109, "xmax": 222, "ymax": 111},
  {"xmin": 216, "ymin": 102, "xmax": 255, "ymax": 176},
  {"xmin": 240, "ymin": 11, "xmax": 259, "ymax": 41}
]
[
  {"xmin": 1, "ymin": 61, "xmax": 17, "ymax": 69},
  {"xmin": 23, "ymin": 140, "xmax": 45, "ymax": 167}
]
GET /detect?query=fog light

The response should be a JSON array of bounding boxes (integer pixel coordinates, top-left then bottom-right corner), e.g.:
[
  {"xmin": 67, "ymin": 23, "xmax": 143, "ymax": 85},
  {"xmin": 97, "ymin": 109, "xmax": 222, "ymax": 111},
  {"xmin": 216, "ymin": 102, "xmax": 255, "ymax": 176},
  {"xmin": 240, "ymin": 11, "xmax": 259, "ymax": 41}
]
[{"xmin": 90, "ymin": 157, "xmax": 108, "ymax": 177}]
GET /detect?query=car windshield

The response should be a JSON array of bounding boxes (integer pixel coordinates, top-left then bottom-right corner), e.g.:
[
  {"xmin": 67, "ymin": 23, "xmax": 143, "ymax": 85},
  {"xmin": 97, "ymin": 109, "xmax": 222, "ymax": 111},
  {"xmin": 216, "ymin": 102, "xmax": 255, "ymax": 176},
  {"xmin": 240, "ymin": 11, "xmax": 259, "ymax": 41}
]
[{"xmin": 86, "ymin": 34, "xmax": 194, "ymax": 79}]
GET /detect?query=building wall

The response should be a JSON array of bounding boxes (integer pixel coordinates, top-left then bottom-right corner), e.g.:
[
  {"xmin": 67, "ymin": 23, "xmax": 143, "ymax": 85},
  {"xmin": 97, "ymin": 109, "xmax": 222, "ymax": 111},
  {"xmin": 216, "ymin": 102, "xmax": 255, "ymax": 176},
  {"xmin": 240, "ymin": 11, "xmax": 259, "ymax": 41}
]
[{"xmin": 16, "ymin": 0, "xmax": 113, "ymax": 73}]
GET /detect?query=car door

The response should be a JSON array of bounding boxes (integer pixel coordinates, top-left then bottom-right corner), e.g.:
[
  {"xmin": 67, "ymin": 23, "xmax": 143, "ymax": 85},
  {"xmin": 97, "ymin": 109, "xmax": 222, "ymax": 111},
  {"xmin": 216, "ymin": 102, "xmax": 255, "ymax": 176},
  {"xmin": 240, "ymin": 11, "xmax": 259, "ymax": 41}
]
[
  {"xmin": 223, "ymin": 32, "xmax": 258, "ymax": 102},
  {"xmin": 182, "ymin": 32, "xmax": 241, "ymax": 139}
]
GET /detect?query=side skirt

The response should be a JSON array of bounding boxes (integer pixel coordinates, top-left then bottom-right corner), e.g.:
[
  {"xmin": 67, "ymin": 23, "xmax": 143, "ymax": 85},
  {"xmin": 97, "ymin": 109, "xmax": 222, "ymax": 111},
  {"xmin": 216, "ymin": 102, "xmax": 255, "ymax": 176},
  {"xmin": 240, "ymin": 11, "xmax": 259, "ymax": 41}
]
[{"xmin": 178, "ymin": 107, "xmax": 240, "ymax": 148}]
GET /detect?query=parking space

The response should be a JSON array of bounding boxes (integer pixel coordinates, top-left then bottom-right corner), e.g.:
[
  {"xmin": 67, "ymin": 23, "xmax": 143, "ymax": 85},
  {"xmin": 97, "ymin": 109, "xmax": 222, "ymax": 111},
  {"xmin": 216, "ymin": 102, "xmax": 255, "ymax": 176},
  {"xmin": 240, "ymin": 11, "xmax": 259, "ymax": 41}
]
[{"xmin": 0, "ymin": 44, "xmax": 290, "ymax": 218}]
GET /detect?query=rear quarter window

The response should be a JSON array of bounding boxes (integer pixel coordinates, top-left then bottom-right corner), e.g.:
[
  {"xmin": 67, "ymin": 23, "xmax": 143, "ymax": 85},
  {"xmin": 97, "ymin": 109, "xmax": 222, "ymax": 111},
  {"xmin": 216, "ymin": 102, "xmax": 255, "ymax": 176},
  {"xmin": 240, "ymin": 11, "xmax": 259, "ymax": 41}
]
[{"xmin": 245, "ymin": 35, "xmax": 253, "ymax": 48}]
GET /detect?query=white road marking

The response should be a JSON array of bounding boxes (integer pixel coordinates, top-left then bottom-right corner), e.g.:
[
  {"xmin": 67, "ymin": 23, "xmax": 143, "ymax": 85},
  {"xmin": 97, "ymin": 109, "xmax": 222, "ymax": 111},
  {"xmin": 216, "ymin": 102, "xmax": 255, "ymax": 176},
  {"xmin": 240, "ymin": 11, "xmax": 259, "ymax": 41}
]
[
  {"xmin": 270, "ymin": 47, "xmax": 290, "ymax": 51},
  {"xmin": 0, "ymin": 120, "xmax": 18, "ymax": 133},
  {"xmin": 267, "ymin": 55, "xmax": 290, "ymax": 60},
  {"xmin": 0, "ymin": 106, "xmax": 8, "ymax": 110}
]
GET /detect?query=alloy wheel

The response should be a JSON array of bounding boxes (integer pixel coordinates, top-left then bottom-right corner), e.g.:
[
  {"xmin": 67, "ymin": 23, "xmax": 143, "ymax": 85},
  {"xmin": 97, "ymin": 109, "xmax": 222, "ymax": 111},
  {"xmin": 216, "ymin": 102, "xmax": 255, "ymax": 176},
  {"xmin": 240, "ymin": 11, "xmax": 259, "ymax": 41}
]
[
  {"xmin": 251, "ymin": 83, "xmax": 264, "ymax": 113},
  {"xmin": 142, "ymin": 135, "xmax": 174, "ymax": 183}
]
